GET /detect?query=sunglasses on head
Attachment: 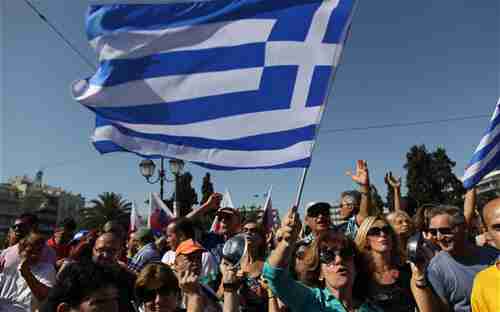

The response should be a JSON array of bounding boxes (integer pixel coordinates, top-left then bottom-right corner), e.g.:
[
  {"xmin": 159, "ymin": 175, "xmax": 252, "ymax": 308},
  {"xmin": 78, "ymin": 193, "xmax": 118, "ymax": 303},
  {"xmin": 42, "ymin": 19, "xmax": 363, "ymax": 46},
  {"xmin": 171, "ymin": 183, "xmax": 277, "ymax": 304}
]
[
  {"xmin": 367, "ymin": 225, "xmax": 392, "ymax": 237},
  {"xmin": 137, "ymin": 286, "xmax": 175, "ymax": 303},
  {"xmin": 319, "ymin": 246, "xmax": 354, "ymax": 264},
  {"xmin": 427, "ymin": 227, "xmax": 454, "ymax": 236}
]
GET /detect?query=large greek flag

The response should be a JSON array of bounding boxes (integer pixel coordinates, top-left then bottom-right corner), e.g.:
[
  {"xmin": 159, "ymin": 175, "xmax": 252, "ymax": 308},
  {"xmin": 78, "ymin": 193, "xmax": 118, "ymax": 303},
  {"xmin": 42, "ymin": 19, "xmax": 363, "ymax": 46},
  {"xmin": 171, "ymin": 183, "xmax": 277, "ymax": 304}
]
[
  {"xmin": 73, "ymin": 0, "xmax": 357, "ymax": 170},
  {"xmin": 463, "ymin": 98, "xmax": 500, "ymax": 189}
]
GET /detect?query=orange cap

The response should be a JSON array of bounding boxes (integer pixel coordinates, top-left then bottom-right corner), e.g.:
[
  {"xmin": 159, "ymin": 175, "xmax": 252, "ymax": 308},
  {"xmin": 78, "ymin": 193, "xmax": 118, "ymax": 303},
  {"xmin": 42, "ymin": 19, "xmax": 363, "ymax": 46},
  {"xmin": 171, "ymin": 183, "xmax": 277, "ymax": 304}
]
[{"xmin": 175, "ymin": 239, "xmax": 205, "ymax": 257}]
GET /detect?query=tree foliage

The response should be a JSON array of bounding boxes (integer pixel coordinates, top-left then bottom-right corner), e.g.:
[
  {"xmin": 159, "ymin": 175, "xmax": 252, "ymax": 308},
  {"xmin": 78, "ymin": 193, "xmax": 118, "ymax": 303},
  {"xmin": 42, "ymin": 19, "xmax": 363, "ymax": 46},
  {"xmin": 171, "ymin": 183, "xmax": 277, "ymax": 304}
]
[
  {"xmin": 404, "ymin": 145, "xmax": 465, "ymax": 215},
  {"xmin": 171, "ymin": 172, "xmax": 198, "ymax": 217},
  {"xmin": 198, "ymin": 173, "xmax": 216, "ymax": 231},
  {"xmin": 79, "ymin": 192, "xmax": 131, "ymax": 230},
  {"xmin": 370, "ymin": 184, "xmax": 385, "ymax": 215}
]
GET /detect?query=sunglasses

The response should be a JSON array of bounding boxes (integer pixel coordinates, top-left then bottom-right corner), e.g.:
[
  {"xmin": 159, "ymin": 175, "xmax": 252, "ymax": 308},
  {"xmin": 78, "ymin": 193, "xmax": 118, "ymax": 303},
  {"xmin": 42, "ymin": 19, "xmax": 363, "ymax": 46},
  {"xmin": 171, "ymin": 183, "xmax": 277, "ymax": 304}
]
[
  {"xmin": 11, "ymin": 223, "xmax": 30, "ymax": 231},
  {"xmin": 307, "ymin": 208, "xmax": 330, "ymax": 218},
  {"xmin": 427, "ymin": 227, "xmax": 454, "ymax": 236},
  {"xmin": 367, "ymin": 225, "xmax": 392, "ymax": 237},
  {"xmin": 319, "ymin": 246, "xmax": 354, "ymax": 264},
  {"xmin": 137, "ymin": 286, "xmax": 175, "ymax": 303},
  {"xmin": 492, "ymin": 224, "xmax": 500, "ymax": 231}
]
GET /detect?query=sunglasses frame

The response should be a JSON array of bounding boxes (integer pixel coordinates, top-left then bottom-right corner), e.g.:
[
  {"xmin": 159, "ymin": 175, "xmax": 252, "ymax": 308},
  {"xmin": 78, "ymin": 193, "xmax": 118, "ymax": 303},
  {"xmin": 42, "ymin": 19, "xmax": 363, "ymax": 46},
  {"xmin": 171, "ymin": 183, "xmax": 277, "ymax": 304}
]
[
  {"xmin": 319, "ymin": 246, "xmax": 354, "ymax": 264},
  {"xmin": 426, "ymin": 227, "xmax": 454, "ymax": 236},
  {"xmin": 366, "ymin": 225, "xmax": 392, "ymax": 237}
]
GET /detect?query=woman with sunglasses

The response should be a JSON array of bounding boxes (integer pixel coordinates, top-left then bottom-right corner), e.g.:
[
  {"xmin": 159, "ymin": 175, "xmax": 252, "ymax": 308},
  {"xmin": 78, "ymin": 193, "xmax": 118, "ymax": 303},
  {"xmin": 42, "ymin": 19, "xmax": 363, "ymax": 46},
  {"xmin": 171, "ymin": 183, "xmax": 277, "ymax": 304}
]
[
  {"xmin": 135, "ymin": 262, "xmax": 204, "ymax": 312},
  {"xmin": 263, "ymin": 207, "xmax": 382, "ymax": 312},
  {"xmin": 354, "ymin": 216, "xmax": 439, "ymax": 312}
]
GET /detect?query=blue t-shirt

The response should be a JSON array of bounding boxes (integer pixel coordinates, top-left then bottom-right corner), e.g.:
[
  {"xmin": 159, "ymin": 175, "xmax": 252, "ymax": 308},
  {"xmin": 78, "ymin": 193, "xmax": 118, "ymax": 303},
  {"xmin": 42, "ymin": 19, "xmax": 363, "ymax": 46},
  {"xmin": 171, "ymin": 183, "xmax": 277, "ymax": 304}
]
[{"xmin": 426, "ymin": 246, "xmax": 499, "ymax": 312}]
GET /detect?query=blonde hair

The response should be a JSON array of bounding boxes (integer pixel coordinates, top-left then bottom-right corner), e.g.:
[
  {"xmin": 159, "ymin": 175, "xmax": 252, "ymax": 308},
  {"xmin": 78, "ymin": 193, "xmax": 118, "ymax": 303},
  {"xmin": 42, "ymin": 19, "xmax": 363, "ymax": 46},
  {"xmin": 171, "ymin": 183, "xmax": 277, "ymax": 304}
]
[
  {"xmin": 385, "ymin": 211, "xmax": 411, "ymax": 225},
  {"xmin": 354, "ymin": 216, "xmax": 401, "ymax": 267}
]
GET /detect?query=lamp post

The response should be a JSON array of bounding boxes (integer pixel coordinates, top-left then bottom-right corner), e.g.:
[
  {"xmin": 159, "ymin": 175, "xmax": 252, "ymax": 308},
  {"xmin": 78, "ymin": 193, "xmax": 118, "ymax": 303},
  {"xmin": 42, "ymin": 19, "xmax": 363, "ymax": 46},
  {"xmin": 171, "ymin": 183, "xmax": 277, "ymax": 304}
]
[
  {"xmin": 139, "ymin": 158, "xmax": 167, "ymax": 200},
  {"xmin": 169, "ymin": 159, "xmax": 185, "ymax": 217},
  {"xmin": 139, "ymin": 158, "xmax": 185, "ymax": 216}
]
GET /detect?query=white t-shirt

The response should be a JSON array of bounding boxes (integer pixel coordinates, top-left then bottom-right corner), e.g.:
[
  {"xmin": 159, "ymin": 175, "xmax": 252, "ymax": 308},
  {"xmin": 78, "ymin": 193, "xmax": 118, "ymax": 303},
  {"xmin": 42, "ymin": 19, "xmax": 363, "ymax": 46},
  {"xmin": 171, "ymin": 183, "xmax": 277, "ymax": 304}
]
[{"xmin": 0, "ymin": 247, "xmax": 56, "ymax": 312}]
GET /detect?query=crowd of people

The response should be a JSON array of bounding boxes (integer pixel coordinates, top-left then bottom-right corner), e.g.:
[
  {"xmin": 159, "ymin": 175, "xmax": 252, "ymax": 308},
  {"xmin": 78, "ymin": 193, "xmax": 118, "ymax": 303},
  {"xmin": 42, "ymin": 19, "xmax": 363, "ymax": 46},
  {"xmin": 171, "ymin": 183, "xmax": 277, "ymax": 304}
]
[{"xmin": 0, "ymin": 161, "xmax": 499, "ymax": 312}]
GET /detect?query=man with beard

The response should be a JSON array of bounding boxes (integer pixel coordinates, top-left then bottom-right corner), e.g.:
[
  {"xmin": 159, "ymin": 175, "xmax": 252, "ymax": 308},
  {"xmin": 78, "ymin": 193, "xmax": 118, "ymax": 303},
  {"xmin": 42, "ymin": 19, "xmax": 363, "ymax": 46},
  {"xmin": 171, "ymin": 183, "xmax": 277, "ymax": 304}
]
[{"xmin": 425, "ymin": 206, "xmax": 499, "ymax": 312}]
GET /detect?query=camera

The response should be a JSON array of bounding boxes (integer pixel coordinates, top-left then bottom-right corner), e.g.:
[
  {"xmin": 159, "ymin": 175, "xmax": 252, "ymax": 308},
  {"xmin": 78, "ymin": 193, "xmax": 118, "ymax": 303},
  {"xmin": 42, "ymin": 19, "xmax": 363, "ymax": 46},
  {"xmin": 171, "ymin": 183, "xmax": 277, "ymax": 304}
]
[{"xmin": 406, "ymin": 232, "xmax": 440, "ymax": 264}]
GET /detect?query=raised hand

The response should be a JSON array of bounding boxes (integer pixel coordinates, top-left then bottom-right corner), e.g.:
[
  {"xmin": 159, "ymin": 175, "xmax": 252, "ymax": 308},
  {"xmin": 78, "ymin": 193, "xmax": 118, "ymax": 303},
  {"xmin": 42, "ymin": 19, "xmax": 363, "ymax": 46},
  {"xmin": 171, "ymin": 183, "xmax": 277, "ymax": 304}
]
[
  {"xmin": 384, "ymin": 172, "xmax": 401, "ymax": 189},
  {"xmin": 276, "ymin": 206, "xmax": 301, "ymax": 244},
  {"xmin": 346, "ymin": 160, "xmax": 370, "ymax": 186},
  {"xmin": 179, "ymin": 268, "xmax": 201, "ymax": 294},
  {"xmin": 207, "ymin": 192, "xmax": 223, "ymax": 210}
]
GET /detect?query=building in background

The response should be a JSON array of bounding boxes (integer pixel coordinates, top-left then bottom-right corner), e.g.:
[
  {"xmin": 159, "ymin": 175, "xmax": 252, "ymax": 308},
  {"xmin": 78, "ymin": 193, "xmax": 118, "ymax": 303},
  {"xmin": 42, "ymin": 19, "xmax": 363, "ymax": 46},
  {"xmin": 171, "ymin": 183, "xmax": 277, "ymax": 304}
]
[{"xmin": 0, "ymin": 171, "xmax": 84, "ymax": 234}]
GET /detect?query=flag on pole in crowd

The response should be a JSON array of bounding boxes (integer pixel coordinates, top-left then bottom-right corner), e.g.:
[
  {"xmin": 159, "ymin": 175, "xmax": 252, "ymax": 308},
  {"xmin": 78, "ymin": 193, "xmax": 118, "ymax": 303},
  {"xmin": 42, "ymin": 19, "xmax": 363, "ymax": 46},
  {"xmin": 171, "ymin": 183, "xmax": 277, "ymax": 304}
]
[
  {"xmin": 463, "ymin": 98, "xmax": 500, "ymax": 189},
  {"xmin": 148, "ymin": 192, "xmax": 174, "ymax": 233},
  {"xmin": 210, "ymin": 188, "xmax": 236, "ymax": 233},
  {"xmin": 129, "ymin": 201, "xmax": 144, "ymax": 233},
  {"xmin": 261, "ymin": 186, "xmax": 275, "ymax": 232},
  {"xmin": 73, "ymin": 0, "xmax": 357, "ymax": 170}
]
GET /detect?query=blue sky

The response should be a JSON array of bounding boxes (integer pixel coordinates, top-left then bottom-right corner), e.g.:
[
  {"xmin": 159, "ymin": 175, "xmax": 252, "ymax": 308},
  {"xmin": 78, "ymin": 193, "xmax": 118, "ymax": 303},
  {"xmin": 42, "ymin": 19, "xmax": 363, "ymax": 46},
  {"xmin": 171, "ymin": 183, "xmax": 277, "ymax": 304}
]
[{"xmin": 1, "ymin": 1, "xmax": 499, "ymax": 217}]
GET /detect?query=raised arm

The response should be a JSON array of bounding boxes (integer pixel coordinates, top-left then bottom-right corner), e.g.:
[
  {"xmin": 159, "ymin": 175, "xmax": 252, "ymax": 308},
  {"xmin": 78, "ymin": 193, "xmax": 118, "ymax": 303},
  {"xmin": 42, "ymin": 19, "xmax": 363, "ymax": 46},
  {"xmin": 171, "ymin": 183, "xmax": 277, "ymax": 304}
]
[
  {"xmin": 263, "ymin": 208, "xmax": 317, "ymax": 311},
  {"xmin": 185, "ymin": 192, "xmax": 222, "ymax": 221},
  {"xmin": 463, "ymin": 188, "xmax": 476, "ymax": 230},
  {"xmin": 385, "ymin": 172, "xmax": 402, "ymax": 212},
  {"xmin": 348, "ymin": 160, "xmax": 372, "ymax": 225}
]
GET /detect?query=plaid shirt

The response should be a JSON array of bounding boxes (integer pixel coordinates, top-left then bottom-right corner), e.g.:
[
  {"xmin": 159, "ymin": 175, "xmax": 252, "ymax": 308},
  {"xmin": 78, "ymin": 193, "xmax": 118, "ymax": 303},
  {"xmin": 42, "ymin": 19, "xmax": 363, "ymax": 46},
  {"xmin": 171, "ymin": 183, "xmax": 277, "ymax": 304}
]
[{"xmin": 128, "ymin": 243, "xmax": 161, "ymax": 274}]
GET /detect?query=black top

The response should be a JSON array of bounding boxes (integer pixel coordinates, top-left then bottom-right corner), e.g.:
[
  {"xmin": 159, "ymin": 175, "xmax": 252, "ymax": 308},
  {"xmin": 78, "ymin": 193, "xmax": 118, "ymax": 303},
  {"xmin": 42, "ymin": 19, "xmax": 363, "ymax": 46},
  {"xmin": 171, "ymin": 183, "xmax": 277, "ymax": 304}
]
[{"xmin": 355, "ymin": 264, "xmax": 416, "ymax": 312}]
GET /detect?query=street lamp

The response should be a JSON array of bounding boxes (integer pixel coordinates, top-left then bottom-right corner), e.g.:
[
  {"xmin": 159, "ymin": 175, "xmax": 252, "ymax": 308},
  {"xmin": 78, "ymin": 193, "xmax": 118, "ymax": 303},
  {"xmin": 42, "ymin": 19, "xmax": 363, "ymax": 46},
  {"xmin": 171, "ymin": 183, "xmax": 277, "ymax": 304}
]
[
  {"xmin": 139, "ymin": 158, "xmax": 167, "ymax": 200},
  {"xmin": 169, "ymin": 159, "xmax": 184, "ymax": 217},
  {"xmin": 139, "ymin": 158, "xmax": 185, "ymax": 216}
]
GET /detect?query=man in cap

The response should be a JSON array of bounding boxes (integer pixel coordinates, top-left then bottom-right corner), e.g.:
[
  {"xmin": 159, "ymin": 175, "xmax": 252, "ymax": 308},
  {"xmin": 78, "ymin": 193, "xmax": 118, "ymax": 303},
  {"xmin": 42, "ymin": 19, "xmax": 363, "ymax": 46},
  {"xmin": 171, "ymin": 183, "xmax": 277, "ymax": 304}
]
[
  {"xmin": 471, "ymin": 198, "xmax": 500, "ymax": 312},
  {"xmin": 128, "ymin": 228, "xmax": 161, "ymax": 274},
  {"xmin": 175, "ymin": 239, "xmax": 221, "ymax": 312}
]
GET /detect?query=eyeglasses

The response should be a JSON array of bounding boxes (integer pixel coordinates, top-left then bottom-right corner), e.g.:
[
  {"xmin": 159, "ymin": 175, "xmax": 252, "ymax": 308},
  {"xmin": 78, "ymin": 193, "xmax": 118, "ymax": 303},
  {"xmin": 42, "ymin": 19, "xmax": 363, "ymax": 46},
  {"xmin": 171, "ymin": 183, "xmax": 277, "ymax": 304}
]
[
  {"xmin": 137, "ymin": 286, "xmax": 175, "ymax": 303},
  {"xmin": 319, "ymin": 246, "xmax": 354, "ymax": 264},
  {"xmin": 427, "ymin": 227, "xmax": 454, "ymax": 236},
  {"xmin": 367, "ymin": 225, "xmax": 392, "ymax": 237}
]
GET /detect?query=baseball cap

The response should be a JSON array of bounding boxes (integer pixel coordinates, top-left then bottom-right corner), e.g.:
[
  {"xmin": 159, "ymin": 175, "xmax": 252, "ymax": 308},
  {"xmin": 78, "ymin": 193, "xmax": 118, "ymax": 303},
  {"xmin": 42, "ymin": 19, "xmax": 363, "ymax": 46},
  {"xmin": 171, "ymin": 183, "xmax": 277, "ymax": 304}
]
[
  {"xmin": 216, "ymin": 207, "xmax": 241, "ymax": 218},
  {"xmin": 305, "ymin": 202, "xmax": 331, "ymax": 217},
  {"xmin": 175, "ymin": 239, "xmax": 205, "ymax": 257}
]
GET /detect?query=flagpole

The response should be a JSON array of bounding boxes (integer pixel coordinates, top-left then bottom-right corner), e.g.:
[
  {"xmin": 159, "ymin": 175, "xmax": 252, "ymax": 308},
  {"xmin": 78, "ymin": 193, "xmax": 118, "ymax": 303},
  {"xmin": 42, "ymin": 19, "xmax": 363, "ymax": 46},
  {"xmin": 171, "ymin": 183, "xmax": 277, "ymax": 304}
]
[{"xmin": 292, "ymin": 0, "xmax": 360, "ymax": 214}]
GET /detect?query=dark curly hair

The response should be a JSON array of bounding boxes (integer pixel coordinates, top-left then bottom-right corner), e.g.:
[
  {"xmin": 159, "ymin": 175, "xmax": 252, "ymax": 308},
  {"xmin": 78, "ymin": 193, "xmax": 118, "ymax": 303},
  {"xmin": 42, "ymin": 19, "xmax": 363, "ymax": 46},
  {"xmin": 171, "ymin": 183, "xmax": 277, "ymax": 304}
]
[{"xmin": 40, "ymin": 262, "xmax": 120, "ymax": 312}]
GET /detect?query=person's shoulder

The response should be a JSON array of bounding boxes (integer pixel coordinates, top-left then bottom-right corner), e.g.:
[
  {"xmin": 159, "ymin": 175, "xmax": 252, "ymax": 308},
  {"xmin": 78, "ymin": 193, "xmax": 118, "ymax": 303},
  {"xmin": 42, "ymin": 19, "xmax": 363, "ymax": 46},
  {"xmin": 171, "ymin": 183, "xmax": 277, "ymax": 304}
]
[
  {"xmin": 474, "ymin": 264, "xmax": 497, "ymax": 282},
  {"xmin": 477, "ymin": 245, "xmax": 500, "ymax": 260}
]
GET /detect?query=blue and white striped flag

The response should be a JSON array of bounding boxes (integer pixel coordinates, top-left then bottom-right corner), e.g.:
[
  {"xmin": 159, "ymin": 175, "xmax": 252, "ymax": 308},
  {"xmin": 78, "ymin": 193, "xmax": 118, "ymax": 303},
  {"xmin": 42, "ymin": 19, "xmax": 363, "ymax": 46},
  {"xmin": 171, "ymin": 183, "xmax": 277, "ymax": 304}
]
[
  {"xmin": 463, "ymin": 98, "xmax": 500, "ymax": 189},
  {"xmin": 72, "ymin": 0, "xmax": 357, "ymax": 170}
]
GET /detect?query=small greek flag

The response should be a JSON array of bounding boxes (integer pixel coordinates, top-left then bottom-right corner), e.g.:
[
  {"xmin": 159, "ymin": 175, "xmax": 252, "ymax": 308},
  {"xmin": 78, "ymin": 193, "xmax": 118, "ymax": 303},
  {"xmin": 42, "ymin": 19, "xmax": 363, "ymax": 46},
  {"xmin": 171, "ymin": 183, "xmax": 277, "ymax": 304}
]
[
  {"xmin": 463, "ymin": 98, "xmax": 500, "ymax": 189},
  {"xmin": 73, "ymin": 0, "xmax": 357, "ymax": 170}
]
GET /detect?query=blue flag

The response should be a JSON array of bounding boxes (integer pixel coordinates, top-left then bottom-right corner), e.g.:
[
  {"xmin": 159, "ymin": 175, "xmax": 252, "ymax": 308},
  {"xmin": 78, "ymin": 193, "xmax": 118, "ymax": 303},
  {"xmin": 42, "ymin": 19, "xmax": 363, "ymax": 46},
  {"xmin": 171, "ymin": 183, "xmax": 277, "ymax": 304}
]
[
  {"xmin": 73, "ymin": 0, "xmax": 357, "ymax": 170},
  {"xmin": 463, "ymin": 98, "xmax": 500, "ymax": 189}
]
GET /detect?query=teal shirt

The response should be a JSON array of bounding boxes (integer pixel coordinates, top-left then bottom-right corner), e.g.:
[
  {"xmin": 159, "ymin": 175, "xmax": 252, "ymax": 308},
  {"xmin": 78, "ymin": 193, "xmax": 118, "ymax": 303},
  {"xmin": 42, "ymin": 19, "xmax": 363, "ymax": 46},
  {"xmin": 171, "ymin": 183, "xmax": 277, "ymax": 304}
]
[{"xmin": 262, "ymin": 262, "xmax": 382, "ymax": 312}]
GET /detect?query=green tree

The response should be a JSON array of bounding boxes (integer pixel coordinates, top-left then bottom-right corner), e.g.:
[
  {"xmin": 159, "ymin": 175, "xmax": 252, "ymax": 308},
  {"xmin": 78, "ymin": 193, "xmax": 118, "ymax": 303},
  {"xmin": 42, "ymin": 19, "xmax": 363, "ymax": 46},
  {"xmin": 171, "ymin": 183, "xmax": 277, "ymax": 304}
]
[
  {"xmin": 385, "ymin": 181, "xmax": 395, "ymax": 212},
  {"xmin": 173, "ymin": 172, "xmax": 198, "ymax": 217},
  {"xmin": 201, "ymin": 173, "xmax": 214, "ymax": 205},
  {"xmin": 199, "ymin": 173, "xmax": 215, "ymax": 231},
  {"xmin": 404, "ymin": 145, "xmax": 465, "ymax": 215},
  {"xmin": 370, "ymin": 184, "xmax": 385, "ymax": 215},
  {"xmin": 79, "ymin": 192, "xmax": 131, "ymax": 230}
]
